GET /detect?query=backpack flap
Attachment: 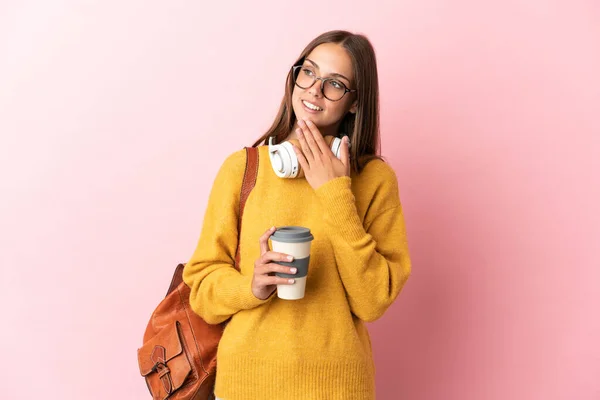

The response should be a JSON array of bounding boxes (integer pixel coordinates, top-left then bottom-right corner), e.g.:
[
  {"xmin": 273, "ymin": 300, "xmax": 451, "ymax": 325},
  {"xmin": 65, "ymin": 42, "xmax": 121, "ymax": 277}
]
[{"xmin": 138, "ymin": 321, "xmax": 192, "ymax": 399}]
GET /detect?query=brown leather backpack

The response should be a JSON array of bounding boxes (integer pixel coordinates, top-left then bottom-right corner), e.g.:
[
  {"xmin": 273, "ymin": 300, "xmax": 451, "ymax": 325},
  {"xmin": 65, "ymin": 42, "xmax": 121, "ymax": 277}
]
[{"xmin": 137, "ymin": 147, "xmax": 259, "ymax": 400}]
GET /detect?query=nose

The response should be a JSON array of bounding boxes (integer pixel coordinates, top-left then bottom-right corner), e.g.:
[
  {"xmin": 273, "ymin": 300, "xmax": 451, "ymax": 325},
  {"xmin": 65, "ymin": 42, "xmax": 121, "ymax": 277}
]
[{"xmin": 307, "ymin": 78, "xmax": 324, "ymax": 98}]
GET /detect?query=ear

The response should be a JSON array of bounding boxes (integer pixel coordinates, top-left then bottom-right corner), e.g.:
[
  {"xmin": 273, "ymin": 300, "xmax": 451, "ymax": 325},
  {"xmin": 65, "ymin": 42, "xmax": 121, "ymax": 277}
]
[{"xmin": 349, "ymin": 101, "xmax": 358, "ymax": 114}]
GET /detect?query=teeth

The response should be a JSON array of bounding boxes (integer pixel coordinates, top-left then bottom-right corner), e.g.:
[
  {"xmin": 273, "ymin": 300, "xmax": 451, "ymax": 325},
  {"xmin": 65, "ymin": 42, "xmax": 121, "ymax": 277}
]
[{"xmin": 303, "ymin": 100, "xmax": 322, "ymax": 111}]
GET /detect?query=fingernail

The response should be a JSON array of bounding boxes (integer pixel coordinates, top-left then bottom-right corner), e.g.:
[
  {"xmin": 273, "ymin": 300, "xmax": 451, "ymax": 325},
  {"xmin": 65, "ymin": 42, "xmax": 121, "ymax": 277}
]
[
  {"xmin": 290, "ymin": 268, "xmax": 297, "ymax": 274},
  {"xmin": 296, "ymin": 129, "xmax": 303, "ymax": 136},
  {"xmin": 287, "ymin": 255, "xmax": 294, "ymax": 261},
  {"xmin": 271, "ymin": 226, "xmax": 276, "ymax": 231},
  {"xmin": 298, "ymin": 119, "xmax": 305, "ymax": 126},
  {"xmin": 288, "ymin": 279, "xmax": 295, "ymax": 284}
]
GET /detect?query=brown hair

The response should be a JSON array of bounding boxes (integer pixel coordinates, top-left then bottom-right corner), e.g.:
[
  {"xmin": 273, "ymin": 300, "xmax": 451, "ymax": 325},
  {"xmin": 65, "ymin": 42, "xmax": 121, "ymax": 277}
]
[{"xmin": 252, "ymin": 30, "xmax": 385, "ymax": 174}]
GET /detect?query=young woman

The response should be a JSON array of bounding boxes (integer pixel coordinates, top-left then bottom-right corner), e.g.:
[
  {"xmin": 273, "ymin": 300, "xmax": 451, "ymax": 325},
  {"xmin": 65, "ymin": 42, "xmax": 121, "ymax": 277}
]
[{"xmin": 183, "ymin": 30, "xmax": 412, "ymax": 400}]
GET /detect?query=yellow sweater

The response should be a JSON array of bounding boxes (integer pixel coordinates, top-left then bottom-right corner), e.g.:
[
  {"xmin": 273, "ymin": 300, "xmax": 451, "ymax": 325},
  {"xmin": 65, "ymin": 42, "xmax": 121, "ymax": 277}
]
[{"xmin": 183, "ymin": 145, "xmax": 411, "ymax": 400}]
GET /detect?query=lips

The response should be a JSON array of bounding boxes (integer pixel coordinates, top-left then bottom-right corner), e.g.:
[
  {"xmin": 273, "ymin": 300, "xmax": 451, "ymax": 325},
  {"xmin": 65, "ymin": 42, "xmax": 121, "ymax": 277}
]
[{"xmin": 301, "ymin": 99, "xmax": 324, "ymax": 111}]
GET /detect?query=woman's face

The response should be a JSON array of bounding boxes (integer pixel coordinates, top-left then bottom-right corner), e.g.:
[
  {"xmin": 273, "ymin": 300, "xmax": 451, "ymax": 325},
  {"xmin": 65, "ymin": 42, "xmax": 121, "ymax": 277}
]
[{"xmin": 291, "ymin": 43, "xmax": 357, "ymax": 135}]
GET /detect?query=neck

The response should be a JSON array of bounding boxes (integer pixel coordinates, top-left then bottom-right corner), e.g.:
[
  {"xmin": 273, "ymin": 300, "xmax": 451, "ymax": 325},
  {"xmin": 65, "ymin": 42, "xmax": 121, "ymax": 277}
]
[{"xmin": 287, "ymin": 120, "xmax": 340, "ymax": 141}]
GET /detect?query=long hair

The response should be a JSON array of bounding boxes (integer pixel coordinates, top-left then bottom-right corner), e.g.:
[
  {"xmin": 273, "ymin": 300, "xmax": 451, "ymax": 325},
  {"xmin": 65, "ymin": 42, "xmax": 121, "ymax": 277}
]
[{"xmin": 252, "ymin": 30, "xmax": 384, "ymax": 174}]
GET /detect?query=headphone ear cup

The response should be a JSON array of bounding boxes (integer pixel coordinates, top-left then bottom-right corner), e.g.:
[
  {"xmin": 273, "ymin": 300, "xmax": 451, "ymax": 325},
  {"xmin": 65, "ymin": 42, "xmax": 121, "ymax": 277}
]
[
  {"xmin": 280, "ymin": 141, "xmax": 300, "ymax": 178},
  {"xmin": 329, "ymin": 137, "xmax": 343, "ymax": 159},
  {"xmin": 269, "ymin": 138, "xmax": 300, "ymax": 178}
]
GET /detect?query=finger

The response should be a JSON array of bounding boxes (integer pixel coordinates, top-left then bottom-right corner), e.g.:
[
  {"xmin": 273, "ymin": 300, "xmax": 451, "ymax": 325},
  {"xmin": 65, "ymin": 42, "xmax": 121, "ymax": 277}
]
[
  {"xmin": 299, "ymin": 119, "xmax": 323, "ymax": 158},
  {"xmin": 292, "ymin": 144, "xmax": 309, "ymax": 173},
  {"xmin": 340, "ymin": 136, "xmax": 351, "ymax": 174},
  {"xmin": 259, "ymin": 226, "xmax": 276, "ymax": 255},
  {"xmin": 255, "ymin": 263, "xmax": 297, "ymax": 276},
  {"xmin": 259, "ymin": 275, "xmax": 296, "ymax": 286},
  {"xmin": 296, "ymin": 126, "xmax": 314, "ymax": 164},
  {"xmin": 304, "ymin": 120, "xmax": 331, "ymax": 156},
  {"xmin": 260, "ymin": 251, "xmax": 294, "ymax": 265}
]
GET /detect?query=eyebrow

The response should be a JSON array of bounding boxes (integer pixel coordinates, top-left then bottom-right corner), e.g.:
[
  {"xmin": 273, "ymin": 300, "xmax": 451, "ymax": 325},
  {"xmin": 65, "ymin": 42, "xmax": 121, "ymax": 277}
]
[{"xmin": 305, "ymin": 58, "xmax": 351, "ymax": 84}]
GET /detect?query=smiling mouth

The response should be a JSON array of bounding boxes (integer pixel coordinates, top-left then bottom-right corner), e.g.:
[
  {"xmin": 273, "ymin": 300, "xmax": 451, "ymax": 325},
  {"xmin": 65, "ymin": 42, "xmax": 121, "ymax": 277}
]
[{"xmin": 302, "ymin": 100, "xmax": 323, "ymax": 111}]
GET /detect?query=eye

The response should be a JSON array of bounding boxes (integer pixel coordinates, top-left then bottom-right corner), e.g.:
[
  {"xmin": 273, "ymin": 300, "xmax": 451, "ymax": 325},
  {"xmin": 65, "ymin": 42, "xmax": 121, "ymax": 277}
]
[
  {"xmin": 302, "ymin": 68, "xmax": 315, "ymax": 76},
  {"xmin": 329, "ymin": 80, "xmax": 344, "ymax": 90}
]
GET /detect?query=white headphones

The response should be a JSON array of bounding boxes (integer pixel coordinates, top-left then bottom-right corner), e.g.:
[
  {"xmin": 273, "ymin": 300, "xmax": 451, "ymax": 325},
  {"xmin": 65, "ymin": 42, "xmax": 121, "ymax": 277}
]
[{"xmin": 268, "ymin": 135, "xmax": 346, "ymax": 178}]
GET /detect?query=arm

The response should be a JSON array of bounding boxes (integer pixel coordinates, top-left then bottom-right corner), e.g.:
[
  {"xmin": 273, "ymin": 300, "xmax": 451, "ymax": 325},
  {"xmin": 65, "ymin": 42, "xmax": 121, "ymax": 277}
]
[
  {"xmin": 314, "ymin": 174, "xmax": 412, "ymax": 322},
  {"xmin": 183, "ymin": 150, "xmax": 270, "ymax": 324}
]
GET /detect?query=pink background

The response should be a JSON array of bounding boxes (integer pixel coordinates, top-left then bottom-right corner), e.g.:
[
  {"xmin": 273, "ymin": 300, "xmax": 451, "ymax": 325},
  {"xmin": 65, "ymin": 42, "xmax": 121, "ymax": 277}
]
[{"xmin": 1, "ymin": 1, "xmax": 599, "ymax": 399}]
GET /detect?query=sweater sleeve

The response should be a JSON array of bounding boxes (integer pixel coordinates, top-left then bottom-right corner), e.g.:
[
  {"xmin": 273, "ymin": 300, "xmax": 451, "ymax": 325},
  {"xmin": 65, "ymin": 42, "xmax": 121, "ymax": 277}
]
[
  {"xmin": 314, "ymin": 170, "xmax": 411, "ymax": 322},
  {"xmin": 182, "ymin": 149, "xmax": 271, "ymax": 325}
]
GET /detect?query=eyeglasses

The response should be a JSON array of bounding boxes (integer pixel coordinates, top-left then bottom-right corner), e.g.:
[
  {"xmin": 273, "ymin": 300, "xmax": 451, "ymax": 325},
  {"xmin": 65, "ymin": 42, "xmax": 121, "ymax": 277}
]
[{"xmin": 292, "ymin": 65, "xmax": 357, "ymax": 102}]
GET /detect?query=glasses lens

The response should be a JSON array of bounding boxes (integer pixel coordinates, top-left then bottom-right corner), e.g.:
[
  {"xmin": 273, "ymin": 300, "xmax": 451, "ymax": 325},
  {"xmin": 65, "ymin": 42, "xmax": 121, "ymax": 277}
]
[
  {"xmin": 323, "ymin": 80, "xmax": 346, "ymax": 101},
  {"xmin": 292, "ymin": 66, "xmax": 349, "ymax": 101},
  {"xmin": 294, "ymin": 67, "xmax": 315, "ymax": 89}
]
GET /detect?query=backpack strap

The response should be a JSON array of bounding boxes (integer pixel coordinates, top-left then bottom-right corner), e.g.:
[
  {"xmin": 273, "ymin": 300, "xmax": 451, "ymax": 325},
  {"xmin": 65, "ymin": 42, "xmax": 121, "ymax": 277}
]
[{"xmin": 234, "ymin": 146, "xmax": 259, "ymax": 271}]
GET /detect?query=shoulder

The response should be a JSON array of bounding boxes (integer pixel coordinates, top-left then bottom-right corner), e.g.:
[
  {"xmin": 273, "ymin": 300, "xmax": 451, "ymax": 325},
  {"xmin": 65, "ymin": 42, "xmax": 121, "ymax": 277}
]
[
  {"xmin": 352, "ymin": 158, "xmax": 402, "ymax": 214},
  {"xmin": 216, "ymin": 148, "xmax": 248, "ymax": 178},
  {"xmin": 207, "ymin": 148, "xmax": 250, "ymax": 201},
  {"xmin": 222, "ymin": 148, "xmax": 248, "ymax": 168},
  {"xmin": 359, "ymin": 158, "xmax": 398, "ymax": 183},
  {"xmin": 354, "ymin": 158, "xmax": 399, "ymax": 194}
]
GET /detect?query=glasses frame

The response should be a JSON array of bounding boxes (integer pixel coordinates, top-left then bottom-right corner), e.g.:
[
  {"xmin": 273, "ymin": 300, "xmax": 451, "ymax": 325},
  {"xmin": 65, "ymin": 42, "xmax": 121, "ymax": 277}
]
[{"xmin": 291, "ymin": 65, "xmax": 357, "ymax": 102}]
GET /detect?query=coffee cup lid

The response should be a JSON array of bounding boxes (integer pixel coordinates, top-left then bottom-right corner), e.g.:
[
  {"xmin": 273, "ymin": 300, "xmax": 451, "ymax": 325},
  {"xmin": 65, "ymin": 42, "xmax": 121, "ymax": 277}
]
[{"xmin": 271, "ymin": 226, "xmax": 314, "ymax": 243}]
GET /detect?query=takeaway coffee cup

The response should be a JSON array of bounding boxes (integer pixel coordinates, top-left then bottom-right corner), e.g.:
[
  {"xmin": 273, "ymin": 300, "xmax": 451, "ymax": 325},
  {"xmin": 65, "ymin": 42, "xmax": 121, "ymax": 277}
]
[{"xmin": 270, "ymin": 226, "xmax": 314, "ymax": 300}]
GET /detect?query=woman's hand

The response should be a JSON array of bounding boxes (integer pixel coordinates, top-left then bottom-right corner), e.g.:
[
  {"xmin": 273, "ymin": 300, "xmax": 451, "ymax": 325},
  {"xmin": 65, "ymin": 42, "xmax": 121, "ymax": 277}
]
[
  {"xmin": 251, "ymin": 227, "xmax": 297, "ymax": 300},
  {"xmin": 292, "ymin": 119, "xmax": 351, "ymax": 190}
]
